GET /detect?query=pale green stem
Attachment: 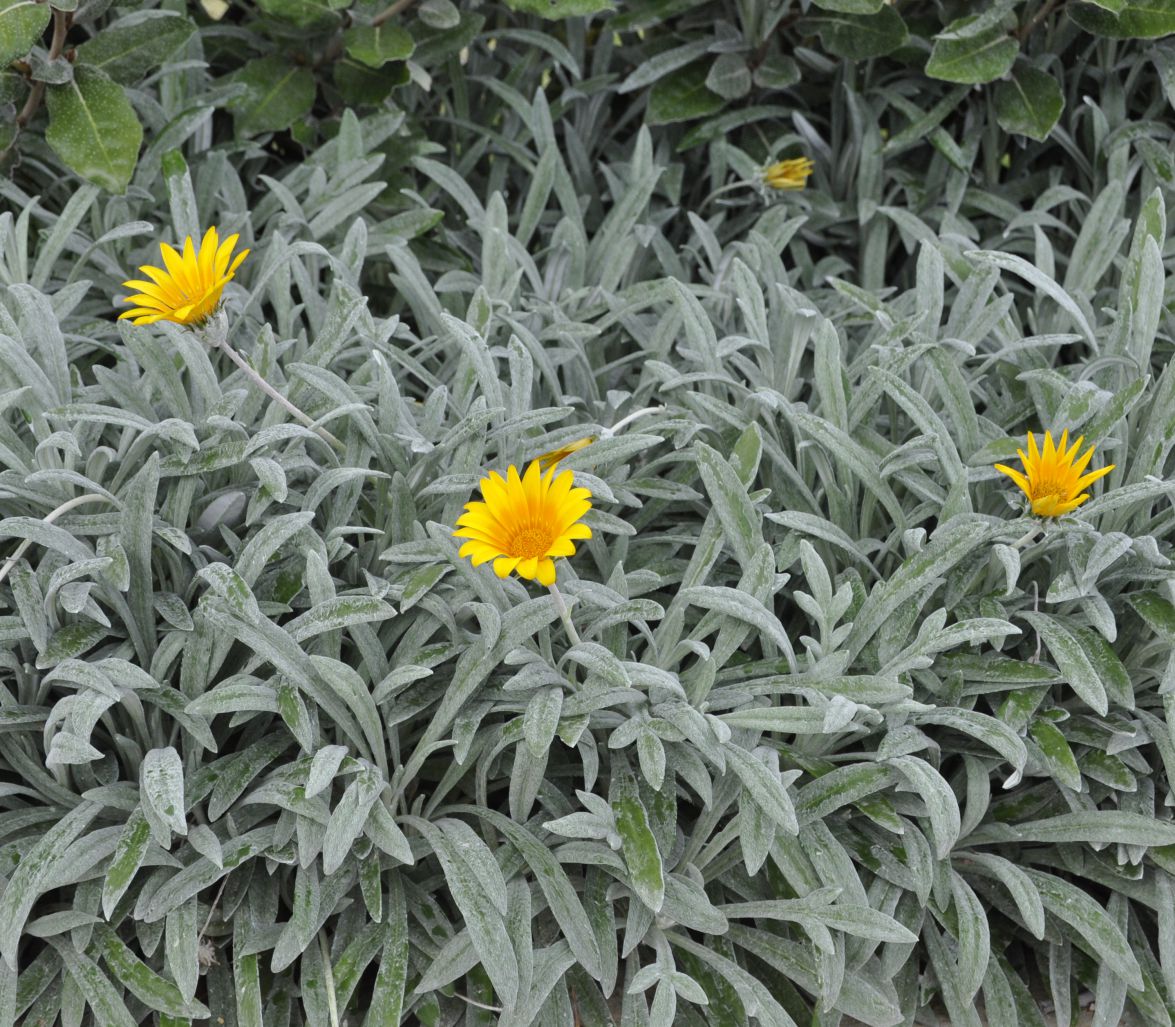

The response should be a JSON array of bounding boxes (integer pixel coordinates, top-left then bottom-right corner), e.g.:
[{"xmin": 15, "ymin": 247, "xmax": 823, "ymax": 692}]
[
  {"xmin": 1011, "ymin": 525, "xmax": 1040, "ymax": 550},
  {"xmin": 548, "ymin": 582, "xmax": 581, "ymax": 647},
  {"xmin": 319, "ymin": 930, "xmax": 340, "ymax": 1027},
  {"xmin": 602, "ymin": 406, "xmax": 662, "ymax": 437},
  {"xmin": 216, "ymin": 336, "xmax": 345, "ymax": 453},
  {"xmin": 0, "ymin": 494, "xmax": 110, "ymax": 587}
]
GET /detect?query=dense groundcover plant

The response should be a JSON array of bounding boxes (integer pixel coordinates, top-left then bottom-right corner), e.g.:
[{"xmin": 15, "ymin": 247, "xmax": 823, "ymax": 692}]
[{"xmin": 1, "ymin": 0, "xmax": 1175, "ymax": 1024}]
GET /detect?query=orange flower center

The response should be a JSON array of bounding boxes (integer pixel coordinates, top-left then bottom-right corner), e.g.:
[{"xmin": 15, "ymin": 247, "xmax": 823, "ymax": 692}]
[
  {"xmin": 509, "ymin": 525, "xmax": 553, "ymax": 560},
  {"xmin": 1031, "ymin": 476, "xmax": 1069, "ymax": 501}
]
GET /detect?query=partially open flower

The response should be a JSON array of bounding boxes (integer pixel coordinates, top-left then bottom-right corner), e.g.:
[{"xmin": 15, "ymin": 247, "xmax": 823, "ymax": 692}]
[
  {"xmin": 995, "ymin": 430, "xmax": 1114, "ymax": 517},
  {"xmin": 763, "ymin": 157, "xmax": 814, "ymax": 191},
  {"xmin": 118, "ymin": 226, "xmax": 248, "ymax": 327},
  {"xmin": 536, "ymin": 436, "xmax": 595, "ymax": 473},
  {"xmin": 454, "ymin": 460, "xmax": 592, "ymax": 586}
]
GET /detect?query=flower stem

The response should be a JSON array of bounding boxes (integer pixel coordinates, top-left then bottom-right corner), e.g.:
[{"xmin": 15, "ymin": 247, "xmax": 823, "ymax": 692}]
[
  {"xmin": 217, "ymin": 337, "xmax": 344, "ymax": 452},
  {"xmin": 1011, "ymin": 525, "xmax": 1040, "ymax": 550},
  {"xmin": 548, "ymin": 583, "xmax": 581, "ymax": 647},
  {"xmin": 603, "ymin": 406, "xmax": 662, "ymax": 437},
  {"xmin": 0, "ymin": 494, "xmax": 110, "ymax": 587}
]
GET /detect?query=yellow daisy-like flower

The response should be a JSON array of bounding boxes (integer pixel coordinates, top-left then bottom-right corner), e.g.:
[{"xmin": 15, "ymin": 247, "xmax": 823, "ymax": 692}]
[
  {"xmin": 118, "ymin": 226, "xmax": 249, "ymax": 327},
  {"xmin": 454, "ymin": 459, "xmax": 592, "ymax": 586},
  {"xmin": 763, "ymin": 157, "xmax": 814, "ymax": 191},
  {"xmin": 536, "ymin": 435, "xmax": 595, "ymax": 473},
  {"xmin": 995, "ymin": 430, "xmax": 1115, "ymax": 518}
]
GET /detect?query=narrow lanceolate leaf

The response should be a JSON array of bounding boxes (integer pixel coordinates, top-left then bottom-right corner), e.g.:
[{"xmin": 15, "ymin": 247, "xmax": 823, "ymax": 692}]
[
  {"xmin": 364, "ymin": 875, "xmax": 409, "ymax": 1027},
  {"xmin": 889, "ymin": 756, "xmax": 960, "ymax": 858},
  {"xmin": 405, "ymin": 817, "xmax": 519, "ymax": 1008},
  {"xmin": 102, "ymin": 809, "xmax": 152, "ymax": 918},
  {"xmin": 1020, "ymin": 612, "xmax": 1109, "ymax": 715},
  {"xmin": 0, "ymin": 802, "xmax": 99, "ymax": 967},
  {"xmin": 141, "ymin": 747, "xmax": 187, "ymax": 838},
  {"xmin": 45, "ymin": 66, "xmax": 143, "ymax": 194},
  {"xmin": 1024, "ymin": 870, "xmax": 1143, "ymax": 990},
  {"xmin": 47, "ymin": 943, "xmax": 135, "ymax": 1027},
  {"xmin": 97, "ymin": 927, "xmax": 210, "ymax": 1019},
  {"xmin": 611, "ymin": 770, "xmax": 665, "ymax": 913},
  {"xmin": 1014, "ymin": 812, "xmax": 1175, "ymax": 847}
]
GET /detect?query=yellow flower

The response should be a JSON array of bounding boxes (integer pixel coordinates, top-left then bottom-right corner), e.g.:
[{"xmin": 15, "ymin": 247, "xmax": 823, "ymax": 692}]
[
  {"xmin": 995, "ymin": 430, "xmax": 1114, "ymax": 518},
  {"xmin": 536, "ymin": 435, "xmax": 595, "ymax": 473},
  {"xmin": 454, "ymin": 459, "xmax": 592, "ymax": 586},
  {"xmin": 763, "ymin": 157, "xmax": 814, "ymax": 191},
  {"xmin": 118, "ymin": 226, "xmax": 249, "ymax": 327}
]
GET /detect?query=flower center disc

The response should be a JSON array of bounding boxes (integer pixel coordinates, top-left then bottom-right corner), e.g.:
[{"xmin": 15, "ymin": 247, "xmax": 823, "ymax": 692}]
[{"xmin": 509, "ymin": 526, "xmax": 553, "ymax": 560}]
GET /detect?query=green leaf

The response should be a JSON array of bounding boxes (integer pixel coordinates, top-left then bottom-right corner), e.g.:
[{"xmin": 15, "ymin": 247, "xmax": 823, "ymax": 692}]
[
  {"xmin": 255, "ymin": 0, "xmax": 342, "ymax": 28},
  {"xmin": 44, "ymin": 65, "xmax": 143, "ymax": 193},
  {"xmin": 808, "ymin": 6, "xmax": 909, "ymax": 59},
  {"xmin": 810, "ymin": 0, "xmax": 884, "ymax": 10},
  {"xmin": 97, "ymin": 927, "xmax": 209, "ymax": 1019},
  {"xmin": 1025, "ymin": 871, "xmax": 1143, "ymax": 989},
  {"xmin": 694, "ymin": 442, "xmax": 763, "ymax": 571},
  {"xmin": 75, "ymin": 11, "xmax": 195, "ymax": 84},
  {"xmin": 227, "ymin": 56, "xmax": 316, "ymax": 136},
  {"xmin": 646, "ymin": 61, "xmax": 724, "ymax": 126},
  {"xmin": 1014, "ymin": 811, "xmax": 1175, "ymax": 847},
  {"xmin": 1029, "ymin": 720, "xmax": 1082, "ymax": 790},
  {"xmin": 0, "ymin": 802, "xmax": 99, "ymax": 966},
  {"xmin": 1020, "ymin": 612, "xmax": 1108, "ymax": 715},
  {"xmin": 1129, "ymin": 591, "xmax": 1175, "ymax": 641},
  {"xmin": 500, "ymin": 0, "xmax": 612, "ymax": 17},
  {"xmin": 994, "ymin": 65, "xmax": 1065, "ymax": 139},
  {"xmin": 926, "ymin": 23, "xmax": 1019, "ymax": 83},
  {"xmin": 52, "ymin": 941, "xmax": 137, "ymax": 1027},
  {"xmin": 0, "ymin": 0, "xmax": 49, "ymax": 65},
  {"xmin": 102, "ymin": 809, "xmax": 152, "ymax": 919},
  {"xmin": 342, "ymin": 24, "xmax": 414, "ymax": 67},
  {"xmin": 141, "ymin": 746, "xmax": 187, "ymax": 839},
  {"xmin": 1070, "ymin": 0, "xmax": 1175, "ymax": 37},
  {"xmin": 363, "ymin": 878, "xmax": 409, "ymax": 1027},
  {"xmin": 35, "ymin": 621, "xmax": 108, "ymax": 669},
  {"xmin": 612, "ymin": 767, "xmax": 665, "ymax": 912}
]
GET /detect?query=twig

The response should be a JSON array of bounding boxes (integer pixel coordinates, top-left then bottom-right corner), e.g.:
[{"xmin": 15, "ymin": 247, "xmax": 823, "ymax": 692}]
[
  {"xmin": 0, "ymin": 494, "xmax": 110, "ymax": 587},
  {"xmin": 198, "ymin": 875, "xmax": 230, "ymax": 944},
  {"xmin": 15, "ymin": 7, "xmax": 70, "ymax": 129},
  {"xmin": 1016, "ymin": 0, "xmax": 1066, "ymax": 40},
  {"xmin": 372, "ymin": 0, "xmax": 417, "ymax": 28}
]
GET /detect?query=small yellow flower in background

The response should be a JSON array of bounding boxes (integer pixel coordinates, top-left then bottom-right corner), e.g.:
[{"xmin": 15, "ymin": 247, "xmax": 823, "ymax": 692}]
[
  {"xmin": 454, "ymin": 460, "xmax": 592, "ymax": 586},
  {"xmin": 536, "ymin": 436, "xmax": 595, "ymax": 473},
  {"xmin": 118, "ymin": 226, "xmax": 249, "ymax": 327},
  {"xmin": 763, "ymin": 156, "xmax": 814, "ymax": 191},
  {"xmin": 995, "ymin": 430, "xmax": 1115, "ymax": 518}
]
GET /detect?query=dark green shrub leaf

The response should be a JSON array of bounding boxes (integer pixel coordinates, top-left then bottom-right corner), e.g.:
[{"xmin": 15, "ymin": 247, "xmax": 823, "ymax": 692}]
[
  {"xmin": 994, "ymin": 65, "xmax": 1065, "ymax": 139},
  {"xmin": 44, "ymin": 65, "xmax": 142, "ymax": 192}
]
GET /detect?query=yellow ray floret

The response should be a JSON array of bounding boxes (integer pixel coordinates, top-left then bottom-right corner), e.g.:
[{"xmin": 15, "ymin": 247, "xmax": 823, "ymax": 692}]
[
  {"xmin": 453, "ymin": 459, "xmax": 593, "ymax": 586},
  {"xmin": 763, "ymin": 157, "xmax": 814, "ymax": 191},
  {"xmin": 994, "ymin": 430, "xmax": 1114, "ymax": 518},
  {"xmin": 117, "ymin": 226, "xmax": 249, "ymax": 326},
  {"xmin": 536, "ymin": 435, "xmax": 595, "ymax": 473}
]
